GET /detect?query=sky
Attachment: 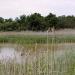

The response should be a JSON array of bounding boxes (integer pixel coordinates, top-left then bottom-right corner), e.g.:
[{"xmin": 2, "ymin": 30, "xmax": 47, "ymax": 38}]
[{"xmin": 0, "ymin": 0, "xmax": 75, "ymax": 19}]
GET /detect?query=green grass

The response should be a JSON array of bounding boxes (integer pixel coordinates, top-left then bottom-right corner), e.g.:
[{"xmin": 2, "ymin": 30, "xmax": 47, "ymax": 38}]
[{"xmin": 0, "ymin": 35, "xmax": 75, "ymax": 44}]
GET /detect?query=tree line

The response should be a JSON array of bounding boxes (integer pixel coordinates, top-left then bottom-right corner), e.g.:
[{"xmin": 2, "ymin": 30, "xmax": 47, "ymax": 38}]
[{"xmin": 0, "ymin": 13, "xmax": 75, "ymax": 31}]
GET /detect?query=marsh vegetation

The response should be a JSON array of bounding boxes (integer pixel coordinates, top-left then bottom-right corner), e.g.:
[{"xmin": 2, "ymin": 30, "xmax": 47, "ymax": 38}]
[{"xmin": 0, "ymin": 30, "xmax": 75, "ymax": 75}]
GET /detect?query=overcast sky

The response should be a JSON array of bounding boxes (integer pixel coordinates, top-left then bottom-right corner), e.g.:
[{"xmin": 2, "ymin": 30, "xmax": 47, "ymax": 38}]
[{"xmin": 0, "ymin": 0, "xmax": 75, "ymax": 18}]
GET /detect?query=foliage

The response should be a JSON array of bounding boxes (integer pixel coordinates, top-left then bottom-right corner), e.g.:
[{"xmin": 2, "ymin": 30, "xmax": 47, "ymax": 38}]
[{"xmin": 0, "ymin": 13, "xmax": 75, "ymax": 31}]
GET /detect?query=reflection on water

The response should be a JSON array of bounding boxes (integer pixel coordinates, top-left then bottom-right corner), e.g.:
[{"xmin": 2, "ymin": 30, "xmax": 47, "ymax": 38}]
[
  {"xmin": 0, "ymin": 43, "xmax": 75, "ymax": 64},
  {"xmin": 0, "ymin": 47, "xmax": 16, "ymax": 60},
  {"xmin": 0, "ymin": 46, "xmax": 36, "ymax": 64},
  {"xmin": 0, "ymin": 47, "xmax": 23, "ymax": 63}
]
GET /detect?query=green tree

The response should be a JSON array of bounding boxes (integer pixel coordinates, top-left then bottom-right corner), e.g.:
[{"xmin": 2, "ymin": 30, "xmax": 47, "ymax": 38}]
[
  {"xmin": 45, "ymin": 13, "xmax": 58, "ymax": 29},
  {"xmin": 27, "ymin": 13, "xmax": 46, "ymax": 31}
]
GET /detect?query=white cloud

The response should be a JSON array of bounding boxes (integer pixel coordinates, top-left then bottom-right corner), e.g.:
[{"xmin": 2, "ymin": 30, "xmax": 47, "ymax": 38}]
[{"xmin": 0, "ymin": 0, "xmax": 75, "ymax": 18}]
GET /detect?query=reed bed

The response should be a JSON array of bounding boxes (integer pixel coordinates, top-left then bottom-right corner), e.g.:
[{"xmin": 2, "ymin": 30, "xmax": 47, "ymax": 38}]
[{"xmin": 0, "ymin": 31, "xmax": 75, "ymax": 75}]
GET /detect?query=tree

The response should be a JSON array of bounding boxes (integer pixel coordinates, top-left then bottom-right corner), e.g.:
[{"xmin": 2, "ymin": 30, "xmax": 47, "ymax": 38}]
[
  {"xmin": 27, "ymin": 13, "xmax": 46, "ymax": 31},
  {"xmin": 0, "ymin": 17, "xmax": 4, "ymax": 23},
  {"xmin": 45, "ymin": 13, "xmax": 58, "ymax": 29}
]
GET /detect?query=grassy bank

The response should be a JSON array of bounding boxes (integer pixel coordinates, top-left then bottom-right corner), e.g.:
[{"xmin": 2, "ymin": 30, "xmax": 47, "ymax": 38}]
[{"xmin": 0, "ymin": 35, "xmax": 75, "ymax": 44}]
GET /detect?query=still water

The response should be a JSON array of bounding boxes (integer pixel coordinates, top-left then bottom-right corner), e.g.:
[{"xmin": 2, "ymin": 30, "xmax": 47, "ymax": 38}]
[{"xmin": 0, "ymin": 47, "xmax": 23, "ymax": 63}]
